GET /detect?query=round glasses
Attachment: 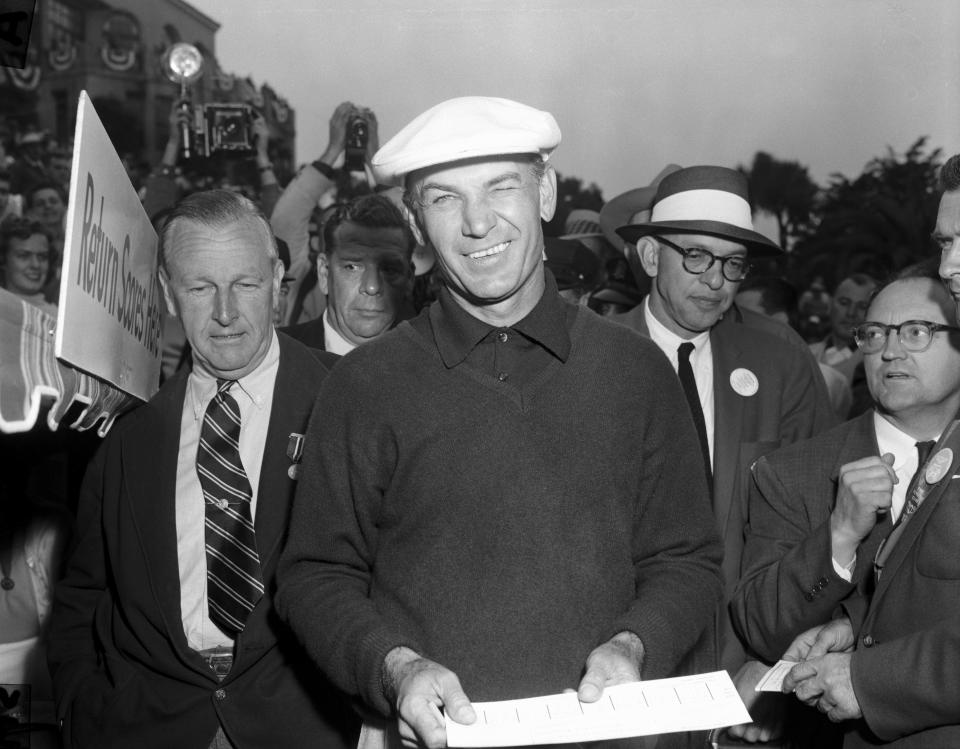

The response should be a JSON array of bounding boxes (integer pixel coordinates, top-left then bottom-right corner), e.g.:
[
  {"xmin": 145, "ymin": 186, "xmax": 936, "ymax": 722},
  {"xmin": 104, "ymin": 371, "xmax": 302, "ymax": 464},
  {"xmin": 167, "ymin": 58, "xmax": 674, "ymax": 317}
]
[
  {"xmin": 654, "ymin": 235, "xmax": 751, "ymax": 282},
  {"xmin": 853, "ymin": 320, "xmax": 960, "ymax": 354}
]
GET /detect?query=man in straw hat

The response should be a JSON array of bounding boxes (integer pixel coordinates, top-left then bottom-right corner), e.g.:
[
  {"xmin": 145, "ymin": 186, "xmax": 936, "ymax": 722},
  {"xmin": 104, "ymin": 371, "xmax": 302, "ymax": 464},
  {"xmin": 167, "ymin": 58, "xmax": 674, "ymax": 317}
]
[
  {"xmin": 601, "ymin": 165, "xmax": 836, "ymax": 745},
  {"xmin": 277, "ymin": 97, "xmax": 722, "ymax": 748}
]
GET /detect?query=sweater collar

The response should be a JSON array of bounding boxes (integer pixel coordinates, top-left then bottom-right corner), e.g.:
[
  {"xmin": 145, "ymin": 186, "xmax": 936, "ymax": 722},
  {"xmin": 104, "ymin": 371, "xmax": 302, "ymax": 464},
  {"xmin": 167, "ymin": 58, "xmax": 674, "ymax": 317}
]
[{"xmin": 429, "ymin": 268, "xmax": 572, "ymax": 368}]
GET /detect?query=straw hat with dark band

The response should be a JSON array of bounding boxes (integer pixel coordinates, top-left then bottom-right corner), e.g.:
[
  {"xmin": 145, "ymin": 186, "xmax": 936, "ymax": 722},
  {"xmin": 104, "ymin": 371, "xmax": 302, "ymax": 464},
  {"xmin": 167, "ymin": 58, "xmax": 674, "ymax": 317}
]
[{"xmin": 608, "ymin": 165, "xmax": 782, "ymax": 257}]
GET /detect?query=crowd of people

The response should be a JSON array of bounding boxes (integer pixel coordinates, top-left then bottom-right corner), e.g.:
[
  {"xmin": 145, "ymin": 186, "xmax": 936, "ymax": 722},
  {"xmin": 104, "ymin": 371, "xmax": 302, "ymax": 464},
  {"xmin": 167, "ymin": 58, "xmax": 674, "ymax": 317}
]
[{"xmin": 1, "ymin": 95, "xmax": 959, "ymax": 749}]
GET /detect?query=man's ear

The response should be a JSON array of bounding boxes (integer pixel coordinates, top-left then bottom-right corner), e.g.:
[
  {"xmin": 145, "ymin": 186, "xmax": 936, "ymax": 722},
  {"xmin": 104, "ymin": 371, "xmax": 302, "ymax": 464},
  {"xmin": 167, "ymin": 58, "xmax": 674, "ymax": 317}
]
[
  {"xmin": 158, "ymin": 267, "xmax": 178, "ymax": 317},
  {"xmin": 271, "ymin": 258, "xmax": 283, "ymax": 311},
  {"xmin": 634, "ymin": 237, "xmax": 660, "ymax": 278},
  {"xmin": 317, "ymin": 253, "xmax": 330, "ymax": 296},
  {"xmin": 539, "ymin": 164, "xmax": 558, "ymax": 222},
  {"xmin": 403, "ymin": 200, "xmax": 426, "ymax": 247}
]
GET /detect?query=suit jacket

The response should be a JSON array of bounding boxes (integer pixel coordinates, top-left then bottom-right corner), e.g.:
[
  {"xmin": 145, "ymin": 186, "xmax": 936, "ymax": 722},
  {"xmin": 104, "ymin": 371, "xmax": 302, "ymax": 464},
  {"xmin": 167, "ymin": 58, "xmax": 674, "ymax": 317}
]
[
  {"xmin": 731, "ymin": 411, "xmax": 886, "ymax": 663},
  {"xmin": 48, "ymin": 334, "xmax": 356, "ymax": 749},
  {"xmin": 612, "ymin": 302, "xmax": 836, "ymax": 671},
  {"xmin": 281, "ymin": 317, "xmax": 327, "ymax": 350},
  {"xmin": 281, "ymin": 311, "xmax": 415, "ymax": 352},
  {"xmin": 840, "ymin": 420, "xmax": 960, "ymax": 747}
]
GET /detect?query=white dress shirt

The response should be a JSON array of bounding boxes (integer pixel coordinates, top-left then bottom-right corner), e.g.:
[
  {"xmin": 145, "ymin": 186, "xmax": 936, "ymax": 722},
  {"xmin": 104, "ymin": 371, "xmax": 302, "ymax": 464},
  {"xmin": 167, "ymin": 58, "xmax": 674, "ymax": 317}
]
[
  {"xmin": 644, "ymin": 297, "xmax": 715, "ymax": 464},
  {"xmin": 833, "ymin": 410, "xmax": 939, "ymax": 580},
  {"xmin": 873, "ymin": 411, "xmax": 932, "ymax": 525},
  {"xmin": 323, "ymin": 311, "xmax": 357, "ymax": 356},
  {"xmin": 175, "ymin": 332, "xmax": 279, "ymax": 650}
]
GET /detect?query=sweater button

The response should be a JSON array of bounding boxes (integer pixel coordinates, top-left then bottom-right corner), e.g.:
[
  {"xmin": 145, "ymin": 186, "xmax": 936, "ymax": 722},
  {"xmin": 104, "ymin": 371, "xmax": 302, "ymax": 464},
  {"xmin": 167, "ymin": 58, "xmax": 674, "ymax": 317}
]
[
  {"xmin": 215, "ymin": 688, "xmax": 227, "ymax": 700},
  {"xmin": 862, "ymin": 634, "xmax": 874, "ymax": 647},
  {"xmin": 497, "ymin": 371, "xmax": 508, "ymax": 382},
  {"xmin": 498, "ymin": 332, "xmax": 509, "ymax": 343}
]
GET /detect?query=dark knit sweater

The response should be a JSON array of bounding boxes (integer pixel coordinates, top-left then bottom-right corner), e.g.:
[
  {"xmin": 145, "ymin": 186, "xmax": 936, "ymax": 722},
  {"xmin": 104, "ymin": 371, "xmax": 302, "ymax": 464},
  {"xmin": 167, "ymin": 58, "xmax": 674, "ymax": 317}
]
[{"xmin": 277, "ymin": 291, "xmax": 723, "ymax": 718}]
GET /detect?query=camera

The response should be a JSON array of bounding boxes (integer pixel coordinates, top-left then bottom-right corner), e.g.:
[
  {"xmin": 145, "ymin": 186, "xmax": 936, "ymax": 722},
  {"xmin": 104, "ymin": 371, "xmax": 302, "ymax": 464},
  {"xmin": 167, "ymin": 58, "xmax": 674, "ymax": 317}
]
[
  {"xmin": 343, "ymin": 115, "xmax": 369, "ymax": 172},
  {"xmin": 183, "ymin": 102, "xmax": 256, "ymax": 160},
  {"xmin": 162, "ymin": 44, "xmax": 256, "ymax": 160}
]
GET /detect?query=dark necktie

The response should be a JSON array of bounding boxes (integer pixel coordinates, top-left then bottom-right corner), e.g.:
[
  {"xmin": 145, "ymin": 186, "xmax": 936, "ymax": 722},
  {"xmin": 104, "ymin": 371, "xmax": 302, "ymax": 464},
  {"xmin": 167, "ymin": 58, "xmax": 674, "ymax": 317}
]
[
  {"xmin": 873, "ymin": 439, "xmax": 936, "ymax": 580},
  {"xmin": 677, "ymin": 342, "xmax": 713, "ymax": 494},
  {"xmin": 198, "ymin": 379, "xmax": 264, "ymax": 635}
]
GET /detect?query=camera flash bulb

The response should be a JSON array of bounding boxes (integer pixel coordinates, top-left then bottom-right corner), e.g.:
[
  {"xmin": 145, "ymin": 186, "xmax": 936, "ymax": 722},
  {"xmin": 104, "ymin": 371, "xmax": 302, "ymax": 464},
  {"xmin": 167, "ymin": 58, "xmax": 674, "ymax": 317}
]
[{"xmin": 163, "ymin": 43, "xmax": 204, "ymax": 85}]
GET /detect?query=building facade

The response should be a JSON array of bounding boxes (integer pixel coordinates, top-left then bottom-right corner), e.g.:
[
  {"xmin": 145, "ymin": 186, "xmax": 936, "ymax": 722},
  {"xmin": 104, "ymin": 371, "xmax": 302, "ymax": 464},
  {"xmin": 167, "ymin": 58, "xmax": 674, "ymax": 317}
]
[{"xmin": 0, "ymin": 0, "xmax": 296, "ymax": 176}]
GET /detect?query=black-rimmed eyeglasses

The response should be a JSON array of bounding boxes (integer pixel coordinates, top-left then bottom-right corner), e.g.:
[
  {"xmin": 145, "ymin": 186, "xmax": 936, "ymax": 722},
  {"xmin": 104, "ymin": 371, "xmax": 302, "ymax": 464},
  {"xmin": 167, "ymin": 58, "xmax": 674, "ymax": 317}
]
[
  {"xmin": 853, "ymin": 320, "xmax": 960, "ymax": 354},
  {"xmin": 653, "ymin": 235, "xmax": 751, "ymax": 282}
]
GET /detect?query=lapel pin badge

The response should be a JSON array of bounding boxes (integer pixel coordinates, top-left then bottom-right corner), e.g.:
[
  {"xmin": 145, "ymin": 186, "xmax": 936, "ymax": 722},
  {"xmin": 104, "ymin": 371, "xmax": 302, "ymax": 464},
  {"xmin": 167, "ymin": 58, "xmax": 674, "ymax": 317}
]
[
  {"xmin": 287, "ymin": 433, "xmax": 305, "ymax": 480},
  {"xmin": 730, "ymin": 368, "xmax": 759, "ymax": 397},
  {"xmin": 924, "ymin": 448, "xmax": 953, "ymax": 485}
]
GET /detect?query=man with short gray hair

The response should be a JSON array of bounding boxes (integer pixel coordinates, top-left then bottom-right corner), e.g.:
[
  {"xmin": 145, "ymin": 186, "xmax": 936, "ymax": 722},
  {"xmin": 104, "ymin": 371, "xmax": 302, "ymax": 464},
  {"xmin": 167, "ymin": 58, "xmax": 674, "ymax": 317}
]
[{"xmin": 49, "ymin": 190, "xmax": 354, "ymax": 748}]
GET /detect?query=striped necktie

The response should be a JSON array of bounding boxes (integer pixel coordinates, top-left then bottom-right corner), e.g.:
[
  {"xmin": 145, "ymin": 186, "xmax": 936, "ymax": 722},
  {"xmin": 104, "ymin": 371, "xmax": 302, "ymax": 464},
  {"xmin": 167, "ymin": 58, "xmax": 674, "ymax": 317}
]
[
  {"xmin": 873, "ymin": 439, "xmax": 937, "ymax": 581},
  {"xmin": 198, "ymin": 379, "xmax": 264, "ymax": 635}
]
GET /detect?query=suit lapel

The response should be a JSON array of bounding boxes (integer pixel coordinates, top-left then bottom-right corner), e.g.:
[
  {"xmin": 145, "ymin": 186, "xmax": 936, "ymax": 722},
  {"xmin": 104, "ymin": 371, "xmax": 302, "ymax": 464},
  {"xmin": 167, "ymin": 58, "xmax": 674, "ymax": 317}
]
[
  {"xmin": 871, "ymin": 420, "xmax": 960, "ymax": 603},
  {"xmin": 254, "ymin": 336, "xmax": 318, "ymax": 577},
  {"xmin": 122, "ymin": 371, "xmax": 191, "ymax": 651},
  {"xmin": 710, "ymin": 316, "xmax": 745, "ymax": 534}
]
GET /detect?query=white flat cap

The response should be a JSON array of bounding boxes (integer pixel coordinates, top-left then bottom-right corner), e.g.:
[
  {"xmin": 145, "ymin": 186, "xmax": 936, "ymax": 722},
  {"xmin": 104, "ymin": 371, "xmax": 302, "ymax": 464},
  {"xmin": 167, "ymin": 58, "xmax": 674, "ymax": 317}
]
[{"xmin": 372, "ymin": 96, "xmax": 561, "ymax": 186}]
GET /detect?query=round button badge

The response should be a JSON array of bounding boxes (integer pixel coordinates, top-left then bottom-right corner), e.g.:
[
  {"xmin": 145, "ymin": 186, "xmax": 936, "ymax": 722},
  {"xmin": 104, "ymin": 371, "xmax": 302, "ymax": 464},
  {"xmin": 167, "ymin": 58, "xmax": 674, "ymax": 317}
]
[
  {"xmin": 925, "ymin": 448, "xmax": 953, "ymax": 485},
  {"xmin": 730, "ymin": 368, "xmax": 759, "ymax": 397}
]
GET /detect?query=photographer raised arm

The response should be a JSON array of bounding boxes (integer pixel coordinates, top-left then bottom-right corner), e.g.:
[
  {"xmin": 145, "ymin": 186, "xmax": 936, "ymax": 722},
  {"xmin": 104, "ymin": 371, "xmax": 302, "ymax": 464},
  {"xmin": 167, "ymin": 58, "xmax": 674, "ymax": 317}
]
[
  {"xmin": 270, "ymin": 101, "xmax": 378, "ymax": 325},
  {"xmin": 252, "ymin": 111, "xmax": 280, "ymax": 218},
  {"xmin": 142, "ymin": 99, "xmax": 190, "ymax": 221}
]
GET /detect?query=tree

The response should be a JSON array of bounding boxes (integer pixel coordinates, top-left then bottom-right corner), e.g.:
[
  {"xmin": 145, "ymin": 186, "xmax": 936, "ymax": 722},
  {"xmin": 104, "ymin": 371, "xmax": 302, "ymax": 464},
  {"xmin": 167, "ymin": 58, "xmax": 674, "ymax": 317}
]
[
  {"xmin": 789, "ymin": 137, "xmax": 942, "ymax": 289},
  {"xmin": 741, "ymin": 151, "xmax": 818, "ymax": 250}
]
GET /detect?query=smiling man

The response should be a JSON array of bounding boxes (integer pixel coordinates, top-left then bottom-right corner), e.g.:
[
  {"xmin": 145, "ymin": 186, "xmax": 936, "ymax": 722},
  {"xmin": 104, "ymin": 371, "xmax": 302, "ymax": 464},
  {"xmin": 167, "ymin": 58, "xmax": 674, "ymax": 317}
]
[
  {"xmin": 282, "ymin": 193, "xmax": 414, "ymax": 353},
  {"xmin": 48, "ymin": 190, "xmax": 355, "ymax": 749},
  {"xmin": 277, "ymin": 97, "xmax": 723, "ymax": 749}
]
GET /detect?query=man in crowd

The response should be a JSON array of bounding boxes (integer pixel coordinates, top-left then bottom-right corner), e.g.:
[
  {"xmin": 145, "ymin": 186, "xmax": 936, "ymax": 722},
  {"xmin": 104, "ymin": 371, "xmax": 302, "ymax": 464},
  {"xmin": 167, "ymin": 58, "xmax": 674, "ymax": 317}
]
[
  {"xmin": 748, "ymin": 156, "xmax": 960, "ymax": 747},
  {"xmin": 277, "ymin": 96, "xmax": 722, "ymax": 749},
  {"xmin": 272, "ymin": 101, "xmax": 380, "ymax": 326},
  {"xmin": 9, "ymin": 131, "xmax": 49, "ymax": 195},
  {"xmin": 48, "ymin": 190, "xmax": 355, "ymax": 748},
  {"xmin": 25, "ymin": 182, "xmax": 67, "ymax": 248},
  {"xmin": 603, "ymin": 165, "xmax": 835, "ymax": 743},
  {"xmin": 770, "ymin": 256, "xmax": 960, "ymax": 747},
  {"xmin": 810, "ymin": 273, "xmax": 880, "ymax": 419},
  {"xmin": 282, "ymin": 193, "xmax": 414, "ymax": 353},
  {"xmin": 735, "ymin": 275, "xmax": 852, "ymax": 418},
  {"xmin": 810, "ymin": 273, "xmax": 878, "ymax": 382},
  {"xmin": 734, "ymin": 263, "xmax": 960, "ymax": 658}
]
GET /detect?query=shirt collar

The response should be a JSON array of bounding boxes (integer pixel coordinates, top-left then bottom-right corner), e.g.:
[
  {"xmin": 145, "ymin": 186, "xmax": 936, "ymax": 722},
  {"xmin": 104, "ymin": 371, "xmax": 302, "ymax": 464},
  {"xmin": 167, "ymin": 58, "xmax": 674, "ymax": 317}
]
[
  {"xmin": 872, "ymin": 410, "xmax": 940, "ymax": 473},
  {"xmin": 323, "ymin": 311, "xmax": 358, "ymax": 356},
  {"xmin": 644, "ymin": 296, "xmax": 710, "ymax": 353},
  {"xmin": 429, "ymin": 268, "xmax": 572, "ymax": 368},
  {"xmin": 187, "ymin": 331, "xmax": 280, "ymax": 420}
]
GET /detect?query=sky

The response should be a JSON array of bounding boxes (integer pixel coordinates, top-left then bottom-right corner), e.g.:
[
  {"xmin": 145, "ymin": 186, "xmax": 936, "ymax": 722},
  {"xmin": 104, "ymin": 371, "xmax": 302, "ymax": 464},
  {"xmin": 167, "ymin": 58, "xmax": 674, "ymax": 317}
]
[{"xmin": 186, "ymin": 0, "xmax": 960, "ymax": 200}]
